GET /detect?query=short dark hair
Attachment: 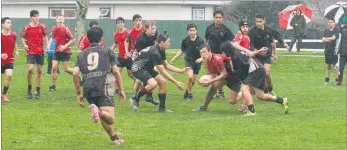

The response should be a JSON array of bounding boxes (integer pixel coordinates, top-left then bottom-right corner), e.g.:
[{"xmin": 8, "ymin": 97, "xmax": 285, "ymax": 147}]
[
  {"xmin": 89, "ymin": 20, "xmax": 98, "ymax": 28},
  {"xmin": 87, "ymin": 27, "xmax": 103, "ymax": 44},
  {"xmin": 30, "ymin": 10, "xmax": 39, "ymax": 17},
  {"xmin": 213, "ymin": 10, "xmax": 224, "ymax": 17},
  {"xmin": 132, "ymin": 14, "xmax": 142, "ymax": 21},
  {"xmin": 328, "ymin": 18, "xmax": 335, "ymax": 22},
  {"xmin": 187, "ymin": 24, "xmax": 197, "ymax": 31},
  {"xmin": 255, "ymin": 13, "xmax": 265, "ymax": 20},
  {"xmin": 1, "ymin": 17, "xmax": 10, "ymax": 24},
  {"xmin": 116, "ymin": 17, "xmax": 125, "ymax": 23},
  {"xmin": 145, "ymin": 20, "xmax": 156, "ymax": 29},
  {"xmin": 157, "ymin": 31, "xmax": 170, "ymax": 43}
]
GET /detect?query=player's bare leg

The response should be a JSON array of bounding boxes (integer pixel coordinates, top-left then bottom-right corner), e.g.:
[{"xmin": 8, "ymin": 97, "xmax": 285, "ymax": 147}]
[
  {"xmin": 62, "ymin": 61, "xmax": 73, "ymax": 75},
  {"xmin": 114, "ymin": 67, "xmax": 123, "ymax": 95},
  {"xmin": 35, "ymin": 64, "xmax": 43, "ymax": 99},
  {"xmin": 2, "ymin": 69, "xmax": 13, "ymax": 102},
  {"xmin": 126, "ymin": 69, "xmax": 135, "ymax": 80},
  {"xmin": 253, "ymin": 87, "xmax": 289, "ymax": 114},
  {"xmin": 185, "ymin": 68, "xmax": 195, "ymax": 101},
  {"xmin": 49, "ymin": 60, "xmax": 59, "ymax": 91},
  {"xmin": 27, "ymin": 64, "xmax": 34, "ymax": 99},
  {"xmin": 264, "ymin": 63, "xmax": 274, "ymax": 94},
  {"xmin": 228, "ymin": 90, "xmax": 239, "ymax": 105},
  {"xmin": 193, "ymin": 80, "xmax": 223, "ymax": 111},
  {"xmin": 241, "ymin": 85, "xmax": 256, "ymax": 115},
  {"xmin": 325, "ymin": 64, "xmax": 335, "ymax": 84},
  {"xmin": 90, "ymin": 105, "xmax": 124, "ymax": 145},
  {"xmin": 155, "ymin": 74, "xmax": 172, "ymax": 112},
  {"xmin": 131, "ymin": 78, "xmax": 158, "ymax": 111}
]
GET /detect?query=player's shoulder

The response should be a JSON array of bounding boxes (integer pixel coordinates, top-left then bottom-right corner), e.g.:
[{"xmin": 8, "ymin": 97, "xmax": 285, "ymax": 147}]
[
  {"xmin": 10, "ymin": 31, "xmax": 17, "ymax": 36},
  {"xmin": 38, "ymin": 23, "xmax": 47, "ymax": 28}
]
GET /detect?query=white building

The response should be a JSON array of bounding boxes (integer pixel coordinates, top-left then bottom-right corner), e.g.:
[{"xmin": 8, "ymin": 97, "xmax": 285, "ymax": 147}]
[{"xmin": 1, "ymin": 0, "xmax": 225, "ymax": 20}]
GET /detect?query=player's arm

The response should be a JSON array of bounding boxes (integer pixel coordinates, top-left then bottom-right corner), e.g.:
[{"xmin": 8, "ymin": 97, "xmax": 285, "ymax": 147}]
[
  {"xmin": 231, "ymin": 38, "xmax": 253, "ymax": 56},
  {"xmin": 64, "ymin": 28, "xmax": 76, "ymax": 48},
  {"xmin": 78, "ymin": 36, "xmax": 85, "ymax": 52},
  {"xmin": 273, "ymin": 29, "xmax": 288, "ymax": 48},
  {"xmin": 155, "ymin": 64, "xmax": 184, "ymax": 91},
  {"xmin": 72, "ymin": 66, "xmax": 85, "ymax": 107},
  {"xmin": 169, "ymin": 50, "xmax": 183, "ymax": 64},
  {"xmin": 14, "ymin": 42, "xmax": 19, "ymax": 59},
  {"xmin": 20, "ymin": 27, "xmax": 29, "ymax": 50},
  {"xmin": 111, "ymin": 40, "xmax": 118, "ymax": 50},
  {"xmin": 124, "ymin": 35, "xmax": 131, "ymax": 54},
  {"xmin": 163, "ymin": 60, "xmax": 186, "ymax": 73}
]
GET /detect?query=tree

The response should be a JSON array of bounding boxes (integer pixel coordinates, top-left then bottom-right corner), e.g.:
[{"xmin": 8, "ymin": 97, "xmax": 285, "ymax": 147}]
[{"xmin": 75, "ymin": 0, "xmax": 91, "ymax": 41}]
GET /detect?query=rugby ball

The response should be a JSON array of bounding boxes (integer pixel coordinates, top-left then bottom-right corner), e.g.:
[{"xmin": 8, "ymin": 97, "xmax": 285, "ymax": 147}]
[{"xmin": 199, "ymin": 74, "xmax": 215, "ymax": 83}]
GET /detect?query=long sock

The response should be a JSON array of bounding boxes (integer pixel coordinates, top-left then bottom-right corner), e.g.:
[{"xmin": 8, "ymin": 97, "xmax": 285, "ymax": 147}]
[
  {"xmin": 28, "ymin": 85, "xmax": 32, "ymax": 93},
  {"xmin": 146, "ymin": 91, "xmax": 153, "ymax": 97},
  {"xmin": 2, "ymin": 86, "xmax": 9, "ymax": 94},
  {"xmin": 158, "ymin": 93, "xmax": 166, "ymax": 108},
  {"xmin": 36, "ymin": 87, "xmax": 40, "ymax": 93},
  {"xmin": 325, "ymin": 77, "xmax": 330, "ymax": 82},
  {"xmin": 110, "ymin": 134, "xmax": 119, "ymax": 141},
  {"xmin": 136, "ymin": 88, "xmax": 148, "ymax": 100},
  {"xmin": 52, "ymin": 85, "xmax": 56, "ymax": 89},
  {"xmin": 276, "ymin": 97, "xmax": 284, "ymax": 104},
  {"xmin": 248, "ymin": 104, "xmax": 255, "ymax": 113}
]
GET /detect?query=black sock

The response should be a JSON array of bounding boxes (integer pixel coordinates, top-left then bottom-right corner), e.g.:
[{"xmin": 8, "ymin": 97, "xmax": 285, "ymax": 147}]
[
  {"xmin": 52, "ymin": 85, "xmax": 56, "ymax": 89},
  {"xmin": 28, "ymin": 85, "xmax": 32, "ymax": 93},
  {"xmin": 158, "ymin": 93, "xmax": 166, "ymax": 108},
  {"xmin": 219, "ymin": 89, "xmax": 223, "ymax": 94},
  {"xmin": 110, "ymin": 134, "xmax": 119, "ymax": 141},
  {"xmin": 2, "ymin": 86, "xmax": 9, "ymax": 94},
  {"xmin": 248, "ymin": 105, "xmax": 255, "ymax": 113},
  {"xmin": 146, "ymin": 91, "xmax": 153, "ymax": 97},
  {"xmin": 136, "ymin": 88, "xmax": 148, "ymax": 100},
  {"xmin": 325, "ymin": 77, "xmax": 329, "ymax": 82},
  {"xmin": 36, "ymin": 87, "xmax": 40, "ymax": 93},
  {"xmin": 264, "ymin": 88, "xmax": 269, "ymax": 93},
  {"xmin": 276, "ymin": 97, "xmax": 284, "ymax": 104},
  {"xmin": 268, "ymin": 87, "xmax": 273, "ymax": 93}
]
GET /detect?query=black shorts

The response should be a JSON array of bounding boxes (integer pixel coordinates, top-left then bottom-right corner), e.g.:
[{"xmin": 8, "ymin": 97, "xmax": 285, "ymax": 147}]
[
  {"xmin": 1, "ymin": 63, "xmax": 14, "ymax": 74},
  {"xmin": 325, "ymin": 54, "xmax": 338, "ymax": 65},
  {"xmin": 185, "ymin": 59, "xmax": 201, "ymax": 75},
  {"xmin": 132, "ymin": 69, "xmax": 159, "ymax": 83},
  {"xmin": 85, "ymin": 96, "xmax": 115, "ymax": 107},
  {"xmin": 225, "ymin": 76, "xmax": 242, "ymax": 92},
  {"xmin": 240, "ymin": 63, "xmax": 250, "ymax": 82},
  {"xmin": 244, "ymin": 68, "xmax": 266, "ymax": 90},
  {"xmin": 27, "ymin": 54, "xmax": 44, "ymax": 65},
  {"xmin": 53, "ymin": 52, "xmax": 71, "ymax": 62},
  {"xmin": 262, "ymin": 56, "xmax": 272, "ymax": 64},
  {"xmin": 117, "ymin": 57, "xmax": 132, "ymax": 70}
]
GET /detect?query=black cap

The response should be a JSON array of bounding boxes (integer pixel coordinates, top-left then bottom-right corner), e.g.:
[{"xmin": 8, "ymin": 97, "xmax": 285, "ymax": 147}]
[
  {"xmin": 238, "ymin": 19, "xmax": 249, "ymax": 28},
  {"xmin": 89, "ymin": 20, "xmax": 98, "ymax": 28}
]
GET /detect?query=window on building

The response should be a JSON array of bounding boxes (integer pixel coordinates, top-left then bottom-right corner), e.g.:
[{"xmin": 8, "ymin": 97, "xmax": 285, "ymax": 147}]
[
  {"xmin": 100, "ymin": 8, "xmax": 111, "ymax": 19},
  {"xmin": 192, "ymin": 7, "xmax": 205, "ymax": 20},
  {"xmin": 49, "ymin": 8, "xmax": 76, "ymax": 19}
]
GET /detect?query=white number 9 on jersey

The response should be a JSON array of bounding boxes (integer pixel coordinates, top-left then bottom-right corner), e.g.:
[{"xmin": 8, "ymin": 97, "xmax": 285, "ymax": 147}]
[{"xmin": 87, "ymin": 52, "xmax": 99, "ymax": 70}]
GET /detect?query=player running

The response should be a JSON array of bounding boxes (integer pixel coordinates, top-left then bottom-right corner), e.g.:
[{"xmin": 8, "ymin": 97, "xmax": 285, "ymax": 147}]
[
  {"xmin": 203, "ymin": 10, "xmax": 235, "ymax": 98},
  {"xmin": 170, "ymin": 24, "xmax": 205, "ymax": 101},
  {"xmin": 111, "ymin": 17, "xmax": 135, "ymax": 84},
  {"xmin": 192, "ymin": 46, "xmax": 242, "ymax": 112},
  {"xmin": 131, "ymin": 32, "xmax": 187, "ymax": 112},
  {"xmin": 20, "ymin": 10, "xmax": 49, "ymax": 99},
  {"xmin": 73, "ymin": 27, "xmax": 125, "ymax": 145},
  {"xmin": 48, "ymin": 15, "xmax": 75, "ymax": 91},
  {"xmin": 248, "ymin": 14, "xmax": 289, "ymax": 95},
  {"xmin": 1, "ymin": 17, "xmax": 19, "ymax": 102}
]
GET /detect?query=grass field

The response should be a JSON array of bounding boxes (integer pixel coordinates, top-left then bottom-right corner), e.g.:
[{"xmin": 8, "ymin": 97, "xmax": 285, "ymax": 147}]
[{"xmin": 1, "ymin": 48, "xmax": 346, "ymax": 149}]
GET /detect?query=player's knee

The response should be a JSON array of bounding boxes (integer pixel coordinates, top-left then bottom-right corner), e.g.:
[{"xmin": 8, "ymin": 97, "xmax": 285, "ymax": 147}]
[
  {"xmin": 256, "ymin": 94, "xmax": 265, "ymax": 100},
  {"xmin": 188, "ymin": 76, "xmax": 194, "ymax": 82},
  {"xmin": 327, "ymin": 65, "xmax": 331, "ymax": 70},
  {"xmin": 158, "ymin": 79, "xmax": 167, "ymax": 87},
  {"xmin": 148, "ymin": 80, "xmax": 158, "ymax": 88}
]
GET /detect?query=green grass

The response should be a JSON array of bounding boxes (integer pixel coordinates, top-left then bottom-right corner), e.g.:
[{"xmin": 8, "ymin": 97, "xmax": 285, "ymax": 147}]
[{"xmin": 1, "ymin": 49, "xmax": 346, "ymax": 149}]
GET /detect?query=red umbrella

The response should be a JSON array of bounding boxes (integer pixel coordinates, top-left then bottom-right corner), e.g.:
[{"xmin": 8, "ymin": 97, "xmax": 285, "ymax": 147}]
[{"xmin": 278, "ymin": 4, "xmax": 312, "ymax": 30}]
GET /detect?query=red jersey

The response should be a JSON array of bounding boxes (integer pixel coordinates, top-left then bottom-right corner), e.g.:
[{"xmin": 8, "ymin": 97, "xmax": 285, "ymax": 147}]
[
  {"xmin": 1, "ymin": 32, "xmax": 16, "ymax": 66},
  {"xmin": 114, "ymin": 29, "xmax": 129, "ymax": 58},
  {"xmin": 20, "ymin": 24, "xmax": 48, "ymax": 55},
  {"xmin": 233, "ymin": 33, "xmax": 250, "ymax": 49},
  {"xmin": 78, "ymin": 33, "xmax": 105, "ymax": 51},
  {"xmin": 52, "ymin": 25, "xmax": 74, "ymax": 54},
  {"xmin": 205, "ymin": 54, "xmax": 232, "ymax": 75},
  {"xmin": 128, "ymin": 26, "xmax": 145, "ymax": 51}
]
